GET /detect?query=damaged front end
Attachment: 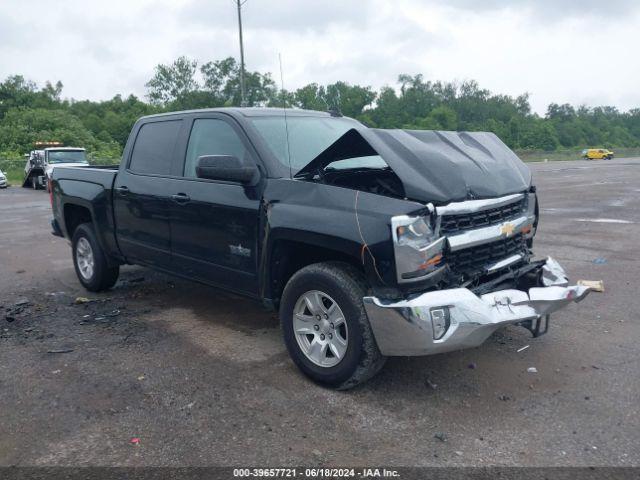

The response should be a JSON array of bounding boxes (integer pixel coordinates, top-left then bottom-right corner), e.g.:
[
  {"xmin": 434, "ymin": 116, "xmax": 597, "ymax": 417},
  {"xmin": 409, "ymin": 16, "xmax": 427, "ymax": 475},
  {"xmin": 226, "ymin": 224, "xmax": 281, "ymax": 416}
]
[
  {"xmin": 363, "ymin": 257, "xmax": 590, "ymax": 356},
  {"xmin": 364, "ymin": 191, "xmax": 591, "ymax": 357},
  {"xmin": 390, "ymin": 191, "xmax": 539, "ymax": 292},
  {"xmin": 291, "ymin": 125, "xmax": 591, "ymax": 356}
]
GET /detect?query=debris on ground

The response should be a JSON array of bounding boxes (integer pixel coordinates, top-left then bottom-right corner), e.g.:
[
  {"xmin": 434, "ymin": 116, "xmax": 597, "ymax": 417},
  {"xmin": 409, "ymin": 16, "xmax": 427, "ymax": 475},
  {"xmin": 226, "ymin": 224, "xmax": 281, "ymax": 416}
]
[
  {"xmin": 137, "ymin": 375, "xmax": 146, "ymax": 381},
  {"xmin": 7, "ymin": 306, "xmax": 27, "ymax": 316},
  {"xmin": 14, "ymin": 298, "xmax": 30, "ymax": 306},
  {"xmin": 434, "ymin": 433, "xmax": 447, "ymax": 442},
  {"xmin": 498, "ymin": 395, "xmax": 511, "ymax": 401},
  {"xmin": 577, "ymin": 280, "xmax": 605, "ymax": 292},
  {"xmin": 468, "ymin": 362, "xmax": 477, "ymax": 370},
  {"xmin": 592, "ymin": 257, "xmax": 607, "ymax": 265},
  {"xmin": 527, "ymin": 367, "xmax": 538, "ymax": 373},
  {"xmin": 47, "ymin": 349, "xmax": 74, "ymax": 354},
  {"xmin": 130, "ymin": 437, "xmax": 140, "ymax": 446},
  {"xmin": 517, "ymin": 345, "xmax": 530, "ymax": 353},
  {"xmin": 74, "ymin": 297, "xmax": 92, "ymax": 304},
  {"xmin": 15, "ymin": 270, "xmax": 25, "ymax": 274},
  {"xmin": 425, "ymin": 378, "xmax": 438, "ymax": 390}
]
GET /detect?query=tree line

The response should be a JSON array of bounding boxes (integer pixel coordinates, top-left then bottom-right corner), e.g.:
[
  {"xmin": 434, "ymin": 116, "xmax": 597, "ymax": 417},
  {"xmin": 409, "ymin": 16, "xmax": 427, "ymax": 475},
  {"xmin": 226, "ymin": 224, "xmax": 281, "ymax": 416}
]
[{"xmin": 1, "ymin": 55, "xmax": 640, "ymax": 161}]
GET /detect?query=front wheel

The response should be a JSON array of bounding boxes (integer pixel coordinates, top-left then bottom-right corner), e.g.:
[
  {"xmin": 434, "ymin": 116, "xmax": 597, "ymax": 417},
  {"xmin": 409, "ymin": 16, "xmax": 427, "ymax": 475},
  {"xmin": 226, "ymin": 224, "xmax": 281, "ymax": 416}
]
[
  {"xmin": 280, "ymin": 262, "xmax": 386, "ymax": 389},
  {"xmin": 72, "ymin": 223, "xmax": 119, "ymax": 291}
]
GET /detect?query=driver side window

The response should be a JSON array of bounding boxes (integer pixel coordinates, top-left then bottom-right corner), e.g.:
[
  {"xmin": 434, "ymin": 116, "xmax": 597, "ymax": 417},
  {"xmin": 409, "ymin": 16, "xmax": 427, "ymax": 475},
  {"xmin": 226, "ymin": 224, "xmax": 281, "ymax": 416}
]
[{"xmin": 184, "ymin": 118, "xmax": 248, "ymax": 178}]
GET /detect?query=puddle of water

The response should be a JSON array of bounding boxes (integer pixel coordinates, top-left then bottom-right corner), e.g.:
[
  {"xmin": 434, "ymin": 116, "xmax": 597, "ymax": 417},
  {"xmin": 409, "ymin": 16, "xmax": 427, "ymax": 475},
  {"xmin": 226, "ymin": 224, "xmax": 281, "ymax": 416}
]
[
  {"xmin": 575, "ymin": 218, "xmax": 633, "ymax": 224},
  {"xmin": 542, "ymin": 208, "xmax": 598, "ymax": 214}
]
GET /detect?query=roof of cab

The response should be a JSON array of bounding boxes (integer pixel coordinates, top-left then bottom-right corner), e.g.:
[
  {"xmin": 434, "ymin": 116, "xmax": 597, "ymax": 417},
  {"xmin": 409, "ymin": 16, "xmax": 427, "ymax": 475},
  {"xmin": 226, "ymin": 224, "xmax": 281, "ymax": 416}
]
[
  {"xmin": 139, "ymin": 107, "xmax": 334, "ymax": 122},
  {"xmin": 43, "ymin": 147, "xmax": 86, "ymax": 151}
]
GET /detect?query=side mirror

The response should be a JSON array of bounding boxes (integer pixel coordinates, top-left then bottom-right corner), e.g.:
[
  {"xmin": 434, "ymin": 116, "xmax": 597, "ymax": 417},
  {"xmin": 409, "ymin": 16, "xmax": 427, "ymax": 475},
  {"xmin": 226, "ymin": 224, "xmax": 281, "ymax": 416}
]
[{"xmin": 195, "ymin": 155, "xmax": 257, "ymax": 184}]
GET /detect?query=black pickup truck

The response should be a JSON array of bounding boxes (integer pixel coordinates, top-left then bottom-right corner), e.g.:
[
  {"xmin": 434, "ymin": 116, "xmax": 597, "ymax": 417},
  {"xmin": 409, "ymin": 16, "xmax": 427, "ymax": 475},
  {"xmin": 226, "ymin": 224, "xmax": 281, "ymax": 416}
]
[{"xmin": 50, "ymin": 108, "xmax": 590, "ymax": 389}]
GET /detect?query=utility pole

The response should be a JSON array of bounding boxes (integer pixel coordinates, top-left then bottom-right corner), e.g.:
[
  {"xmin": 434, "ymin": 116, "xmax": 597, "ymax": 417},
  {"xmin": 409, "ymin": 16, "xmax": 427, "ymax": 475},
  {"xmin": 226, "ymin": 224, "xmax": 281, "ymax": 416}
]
[{"xmin": 236, "ymin": 0, "xmax": 247, "ymax": 107}]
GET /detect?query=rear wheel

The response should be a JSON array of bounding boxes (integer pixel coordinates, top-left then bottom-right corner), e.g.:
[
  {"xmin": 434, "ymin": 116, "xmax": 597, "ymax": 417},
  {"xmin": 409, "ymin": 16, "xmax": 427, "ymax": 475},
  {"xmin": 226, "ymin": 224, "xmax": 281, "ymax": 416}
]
[
  {"xmin": 280, "ymin": 262, "xmax": 386, "ymax": 389},
  {"xmin": 72, "ymin": 223, "xmax": 119, "ymax": 291}
]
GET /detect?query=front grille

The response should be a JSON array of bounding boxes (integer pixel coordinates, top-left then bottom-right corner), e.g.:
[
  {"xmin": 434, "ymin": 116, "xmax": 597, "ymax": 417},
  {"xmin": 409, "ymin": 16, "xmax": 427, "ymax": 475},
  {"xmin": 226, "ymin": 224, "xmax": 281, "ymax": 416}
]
[
  {"xmin": 439, "ymin": 198, "xmax": 525, "ymax": 235},
  {"xmin": 448, "ymin": 234, "xmax": 526, "ymax": 278}
]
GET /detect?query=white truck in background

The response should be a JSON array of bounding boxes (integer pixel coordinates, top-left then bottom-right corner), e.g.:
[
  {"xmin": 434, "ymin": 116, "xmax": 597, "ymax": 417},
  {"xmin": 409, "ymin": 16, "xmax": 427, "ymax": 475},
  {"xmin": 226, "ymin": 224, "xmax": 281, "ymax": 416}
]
[{"xmin": 23, "ymin": 142, "xmax": 88, "ymax": 190}]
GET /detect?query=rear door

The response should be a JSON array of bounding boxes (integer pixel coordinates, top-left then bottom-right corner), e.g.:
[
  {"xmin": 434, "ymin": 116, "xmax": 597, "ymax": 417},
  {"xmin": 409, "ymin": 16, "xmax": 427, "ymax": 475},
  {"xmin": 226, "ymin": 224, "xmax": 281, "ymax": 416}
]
[
  {"xmin": 165, "ymin": 114, "xmax": 262, "ymax": 296},
  {"xmin": 113, "ymin": 118, "xmax": 184, "ymax": 269}
]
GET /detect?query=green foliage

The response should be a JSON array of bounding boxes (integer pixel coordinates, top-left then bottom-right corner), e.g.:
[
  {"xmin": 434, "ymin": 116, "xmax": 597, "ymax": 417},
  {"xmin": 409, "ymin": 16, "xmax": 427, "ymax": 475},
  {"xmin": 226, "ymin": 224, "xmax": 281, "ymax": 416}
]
[
  {"xmin": 1, "ymin": 57, "xmax": 639, "ymax": 163},
  {"xmin": 0, "ymin": 108, "xmax": 120, "ymax": 159},
  {"xmin": 145, "ymin": 56, "xmax": 200, "ymax": 106}
]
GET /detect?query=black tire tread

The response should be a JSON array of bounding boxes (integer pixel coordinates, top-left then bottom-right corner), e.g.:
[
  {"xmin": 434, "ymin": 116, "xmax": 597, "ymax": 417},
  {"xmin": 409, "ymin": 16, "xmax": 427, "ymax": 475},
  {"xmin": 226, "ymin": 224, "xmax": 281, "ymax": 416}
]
[
  {"xmin": 72, "ymin": 223, "xmax": 119, "ymax": 292},
  {"xmin": 280, "ymin": 261, "xmax": 386, "ymax": 390}
]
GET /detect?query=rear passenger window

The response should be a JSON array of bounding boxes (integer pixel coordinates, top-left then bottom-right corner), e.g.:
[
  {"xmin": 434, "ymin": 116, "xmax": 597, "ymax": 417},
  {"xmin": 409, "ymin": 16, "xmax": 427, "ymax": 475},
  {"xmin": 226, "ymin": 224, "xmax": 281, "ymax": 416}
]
[
  {"xmin": 129, "ymin": 120, "xmax": 182, "ymax": 175},
  {"xmin": 184, "ymin": 119, "xmax": 248, "ymax": 178}
]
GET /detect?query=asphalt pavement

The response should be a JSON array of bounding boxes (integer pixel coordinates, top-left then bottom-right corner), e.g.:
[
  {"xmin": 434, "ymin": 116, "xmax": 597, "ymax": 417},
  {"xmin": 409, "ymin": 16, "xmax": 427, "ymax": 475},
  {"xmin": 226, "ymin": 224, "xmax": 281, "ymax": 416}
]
[{"xmin": 0, "ymin": 158, "xmax": 639, "ymax": 466}]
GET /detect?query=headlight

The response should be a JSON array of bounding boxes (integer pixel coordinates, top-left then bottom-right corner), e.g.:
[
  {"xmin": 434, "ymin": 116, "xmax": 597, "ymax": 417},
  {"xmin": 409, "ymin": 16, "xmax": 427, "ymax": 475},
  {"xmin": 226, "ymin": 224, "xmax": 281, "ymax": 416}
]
[{"xmin": 391, "ymin": 215, "xmax": 445, "ymax": 283}]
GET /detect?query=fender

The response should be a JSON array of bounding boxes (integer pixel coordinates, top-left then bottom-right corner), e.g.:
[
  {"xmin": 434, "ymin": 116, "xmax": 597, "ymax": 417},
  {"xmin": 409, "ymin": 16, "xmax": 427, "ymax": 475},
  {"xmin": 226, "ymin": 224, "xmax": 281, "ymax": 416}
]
[
  {"xmin": 55, "ymin": 178, "xmax": 123, "ymax": 265},
  {"xmin": 258, "ymin": 178, "xmax": 427, "ymax": 301}
]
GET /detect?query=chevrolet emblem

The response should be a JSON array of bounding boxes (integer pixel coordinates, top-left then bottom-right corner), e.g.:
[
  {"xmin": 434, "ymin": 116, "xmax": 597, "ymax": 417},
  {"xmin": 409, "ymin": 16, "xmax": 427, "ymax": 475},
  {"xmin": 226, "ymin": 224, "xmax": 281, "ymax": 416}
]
[{"xmin": 500, "ymin": 222, "xmax": 515, "ymax": 237}]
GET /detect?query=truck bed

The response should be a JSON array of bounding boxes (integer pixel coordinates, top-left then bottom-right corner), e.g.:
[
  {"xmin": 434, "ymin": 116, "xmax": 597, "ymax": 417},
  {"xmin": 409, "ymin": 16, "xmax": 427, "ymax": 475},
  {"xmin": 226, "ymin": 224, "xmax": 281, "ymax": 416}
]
[
  {"xmin": 50, "ymin": 165, "xmax": 122, "ymax": 262},
  {"xmin": 52, "ymin": 164, "xmax": 119, "ymax": 187}
]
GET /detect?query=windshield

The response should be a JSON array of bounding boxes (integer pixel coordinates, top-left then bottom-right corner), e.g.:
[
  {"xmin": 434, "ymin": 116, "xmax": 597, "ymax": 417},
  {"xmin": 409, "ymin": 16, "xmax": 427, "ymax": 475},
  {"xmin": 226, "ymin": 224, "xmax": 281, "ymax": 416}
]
[
  {"xmin": 250, "ymin": 116, "xmax": 364, "ymax": 173},
  {"xmin": 47, "ymin": 150, "xmax": 87, "ymax": 164}
]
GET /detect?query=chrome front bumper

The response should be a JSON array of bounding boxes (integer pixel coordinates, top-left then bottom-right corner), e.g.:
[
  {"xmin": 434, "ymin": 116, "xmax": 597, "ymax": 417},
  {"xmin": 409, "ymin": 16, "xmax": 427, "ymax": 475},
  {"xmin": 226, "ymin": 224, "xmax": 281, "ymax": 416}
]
[{"xmin": 363, "ymin": 257, "xmax": 590, "ymax": 356}]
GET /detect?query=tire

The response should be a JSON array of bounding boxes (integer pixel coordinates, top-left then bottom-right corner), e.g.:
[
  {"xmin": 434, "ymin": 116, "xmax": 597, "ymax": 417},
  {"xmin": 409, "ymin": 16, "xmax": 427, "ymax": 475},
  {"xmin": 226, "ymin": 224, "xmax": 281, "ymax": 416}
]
[
  {"xmin": 280, "ymin": 262, "xmax": 386, "ymax": 389},
  {"xmin": 71, "ymin": 223, "xmax": 119, "ymax": 292}
]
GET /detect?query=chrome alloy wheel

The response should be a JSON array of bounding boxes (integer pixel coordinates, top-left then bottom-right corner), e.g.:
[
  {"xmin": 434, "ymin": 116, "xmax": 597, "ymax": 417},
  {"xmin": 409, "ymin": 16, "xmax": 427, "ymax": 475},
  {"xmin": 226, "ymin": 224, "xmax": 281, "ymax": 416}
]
[
  {"xmin": 293, "ymin": 290, "xmax": 349, "ymax": 367},
  {"xmin": 76, "ymin": 237, "xmax": 95, "ymax": 280}
]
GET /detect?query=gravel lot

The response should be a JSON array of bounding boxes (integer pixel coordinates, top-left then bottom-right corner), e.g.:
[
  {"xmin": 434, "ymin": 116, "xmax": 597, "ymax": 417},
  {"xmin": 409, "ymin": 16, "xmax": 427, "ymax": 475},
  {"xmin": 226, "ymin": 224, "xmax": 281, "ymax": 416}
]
[{"xmin": 1, "ymin": 158, "xmax": 639, "ymax": 467}]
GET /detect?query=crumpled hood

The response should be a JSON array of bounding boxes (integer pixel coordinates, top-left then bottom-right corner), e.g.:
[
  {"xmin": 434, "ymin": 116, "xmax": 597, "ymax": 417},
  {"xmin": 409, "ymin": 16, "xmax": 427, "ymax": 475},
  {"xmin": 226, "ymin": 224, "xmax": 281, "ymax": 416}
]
[{"xmin": 296, "ymin": 128, "xmax": 532, "ymax": 204}]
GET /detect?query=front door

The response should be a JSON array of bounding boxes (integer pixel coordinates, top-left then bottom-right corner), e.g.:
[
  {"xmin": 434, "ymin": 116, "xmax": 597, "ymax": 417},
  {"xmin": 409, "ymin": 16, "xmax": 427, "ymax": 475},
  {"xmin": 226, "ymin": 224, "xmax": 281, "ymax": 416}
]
[
  {"xmin": 166, "ymin": 115, "xmax": 262, "ymax": 295},
  {"xmin": 113, "ymin": 118, "xmax": 183, "ymax": 269}
]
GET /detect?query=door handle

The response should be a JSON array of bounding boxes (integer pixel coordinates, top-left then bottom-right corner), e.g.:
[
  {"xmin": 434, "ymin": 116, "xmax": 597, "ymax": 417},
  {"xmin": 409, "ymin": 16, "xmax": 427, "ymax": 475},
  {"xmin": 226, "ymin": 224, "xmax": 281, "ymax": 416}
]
[
  {"xmin": 115, "ymin": 186, "xmax": 129, "ymax": 195},
  {"xmin": 171, "ymin": 193, "xmax": 191, "ymax": 204}
]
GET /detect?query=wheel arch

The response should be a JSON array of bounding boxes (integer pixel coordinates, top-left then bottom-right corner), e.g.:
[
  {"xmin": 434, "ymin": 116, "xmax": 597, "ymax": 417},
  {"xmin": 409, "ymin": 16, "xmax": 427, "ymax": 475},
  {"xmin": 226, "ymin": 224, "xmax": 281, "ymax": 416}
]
[
  {"xmin": 62, "ymin": 200, "xmax": 122, "ymax": 267},
  {"xmin": 64, "ymin": 203, "xmax": 93, "ymax": 239},
  {"xmin": 262, "ymin": 236, "xmax": 366, "ymax": 308}
]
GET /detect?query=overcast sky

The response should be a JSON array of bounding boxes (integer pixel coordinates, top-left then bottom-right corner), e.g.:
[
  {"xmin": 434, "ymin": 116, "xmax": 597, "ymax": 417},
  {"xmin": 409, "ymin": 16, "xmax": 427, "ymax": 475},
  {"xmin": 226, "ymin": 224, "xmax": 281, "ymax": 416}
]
[{"xmin": 2, "ymin": 0, "xmax": 639, "ymax": 114}]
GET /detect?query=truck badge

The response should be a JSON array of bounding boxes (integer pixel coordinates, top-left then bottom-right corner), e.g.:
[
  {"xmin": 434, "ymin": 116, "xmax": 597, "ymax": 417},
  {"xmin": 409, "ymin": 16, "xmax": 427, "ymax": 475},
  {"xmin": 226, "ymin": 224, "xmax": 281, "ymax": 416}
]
[{"xmin": 500, "ymin": 222, "xmax": 515, "ymax": 237}]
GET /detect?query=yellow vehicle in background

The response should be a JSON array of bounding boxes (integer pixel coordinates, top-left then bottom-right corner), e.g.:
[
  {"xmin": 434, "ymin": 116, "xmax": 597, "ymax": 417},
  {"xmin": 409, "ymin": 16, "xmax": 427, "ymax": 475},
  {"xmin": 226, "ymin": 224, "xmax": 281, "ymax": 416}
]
[{"xmin": 582, "ymin": 148, "xmax": 614, "ymax": 160}]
